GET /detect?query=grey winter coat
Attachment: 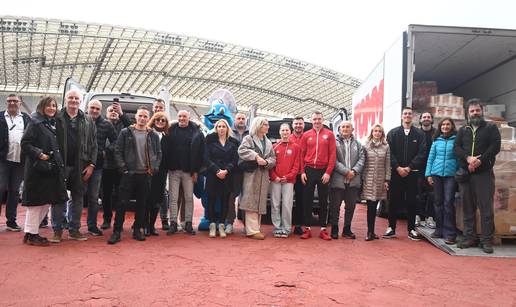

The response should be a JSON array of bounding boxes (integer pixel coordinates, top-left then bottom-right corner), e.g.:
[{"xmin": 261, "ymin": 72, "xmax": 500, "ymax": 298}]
[
  {"xmin": 330, "ymin": 136, "xmax": 365, "ymax": 190},
  {"xmin": 238, "ymin": 134, "xmax": 276, "ymax": 214},
  {"xmin": 361, "ymin": 140, "xmax": 391, "ymax": 201}
]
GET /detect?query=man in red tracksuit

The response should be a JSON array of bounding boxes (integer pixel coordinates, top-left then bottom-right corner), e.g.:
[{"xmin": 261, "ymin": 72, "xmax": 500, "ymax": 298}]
[{"xmin": 300, "ymin": 111, "xmax": 337, "ymax": 240}]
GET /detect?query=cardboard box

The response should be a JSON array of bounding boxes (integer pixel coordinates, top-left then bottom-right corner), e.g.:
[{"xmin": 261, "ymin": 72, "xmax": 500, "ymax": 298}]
[
  {"xmin": 413, "ymin": 81, "xmax": 438, "ymax": 110},
  {"xmin": 484, "ymin": 104, "xmax": 506, "ymax": 120},
  {"xmin": 430, "ymin": 94, "xmax": 464, "ymax": 108}
]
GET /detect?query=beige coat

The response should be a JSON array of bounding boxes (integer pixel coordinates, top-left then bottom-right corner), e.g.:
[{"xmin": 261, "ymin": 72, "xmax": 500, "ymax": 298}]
[
  {"xmin": 238, "ymin": 135, "xmax": 276, "ymax": 214},
  {"xmin": 361, "ymin": 140, "xmax": 391, "ymax": 201}
]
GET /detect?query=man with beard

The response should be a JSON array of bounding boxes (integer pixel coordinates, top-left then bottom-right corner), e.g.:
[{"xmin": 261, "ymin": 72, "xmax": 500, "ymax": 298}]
[
  {"xmin": 454, "ymin": 99, "xmax": 501, "ymax": 253},
  {"xmin": 289, "ymin": 116, "xmax": 305, "ymax": 235},
  {"xmin": 416, "ymin": 112, "xmax": 436, "ymax": 229}
]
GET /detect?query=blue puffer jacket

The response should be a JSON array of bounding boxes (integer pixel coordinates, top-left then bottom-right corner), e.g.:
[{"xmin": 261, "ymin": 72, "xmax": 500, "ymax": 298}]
[{"xmin": 425, "ymin": 134, "xmax": 458, "ymax": 177}]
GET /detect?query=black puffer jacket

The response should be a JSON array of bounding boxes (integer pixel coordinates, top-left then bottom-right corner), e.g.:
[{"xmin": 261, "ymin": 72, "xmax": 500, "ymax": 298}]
[
  {"xmin": 92, "ymin": 116, "xmax": 117, "ymax": 169},
  {"xmin": 104, "ymin": 114, "xmax": 132, "ymax": 170},
  {"xmin": 387, "ymin": 125, "xmax": 427, "ymax": 172},
  {"xmin": 454, "ymin": 120, "xmax": 501, "ymax": 173},
  {"xmin": 21, "ymin": 113, "xmax": 67, "ymax": 206}
]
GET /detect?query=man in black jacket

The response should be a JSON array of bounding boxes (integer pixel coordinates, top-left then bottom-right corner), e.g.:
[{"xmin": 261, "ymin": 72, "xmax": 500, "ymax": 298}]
[
  {"xmin": 101, "ymin": 102, "xmax": 131, "ymax": 229},
  {"xmin": 108, "ymin": 106, "xmax": 162, "ymax": 244},
  {"xmin": 416, "ymin": 112, "xmax": 437, "ymax": 228},
  {"xmin": 454, "ymin": 99, "xmax": 501, "ymax": 254},
  {"xmin": 50, "ymin": 90, "xmax": 97, "ymax": 243},
  {"xmin": 85, "ymin": 100, "xmax": 117, "ymax": 236},
  {"xmin": 164, "ymin": 110, "xmax": 204, "ymax": 235},
  {"xmin": 384, "ymin": 107, "xmax": 426, "ymax": 241},
  {"xmin": 0, "ymin": 94, "xmax": 31, "ymax": 231}
]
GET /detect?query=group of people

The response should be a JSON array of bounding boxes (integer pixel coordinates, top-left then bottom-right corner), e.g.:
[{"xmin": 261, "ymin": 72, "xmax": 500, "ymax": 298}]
[{"xmin": 0, "ymin": 93, "xmax": 501, "ymax": 253}]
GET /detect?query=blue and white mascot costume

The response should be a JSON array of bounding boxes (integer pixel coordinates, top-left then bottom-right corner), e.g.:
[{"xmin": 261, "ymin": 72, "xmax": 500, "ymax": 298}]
[{"xmin": 195, "ymin": 89, "xmax": 238, "ymax": 230}]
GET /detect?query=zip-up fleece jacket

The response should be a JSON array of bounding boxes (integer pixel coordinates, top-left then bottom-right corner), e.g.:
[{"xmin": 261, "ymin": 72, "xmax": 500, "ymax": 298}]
[
  {"xmin": 269, "ymin": 140, "xmax": 300, "ymax": 183},
  {"xmin": 454, "ymin": 120, "xmax": 501, "ymax": 173},
  {"xmin": 115, "ymin": 126, "xmax": 162, "ymax": 175},
  {"xmin": 387, "ymin": 125, "xmax": 426, "ymax": 172},
  {"xmin": 425, "ymin": 134, "xmax": 458, "ymax": 177},
  {"xmin": 300, "ymin": 127, "xmax": 336, "ymax": 175}
]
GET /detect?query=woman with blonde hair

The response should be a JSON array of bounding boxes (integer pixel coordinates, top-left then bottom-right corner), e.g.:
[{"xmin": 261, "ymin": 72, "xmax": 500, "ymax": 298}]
[
  {"xmin": 204, "ymin": 119, "xmax": 239, "ymax": 238},
  {"xmin": 144, "ymin": 112, "xmax": 170, "ymax": 236},
  {"xmin": 238, "ymin": 117, "xmax": 276, "ymax": 239},
  {"xmin": 361, "ymin": 124, "xmax": 391, "ymax": 241}
]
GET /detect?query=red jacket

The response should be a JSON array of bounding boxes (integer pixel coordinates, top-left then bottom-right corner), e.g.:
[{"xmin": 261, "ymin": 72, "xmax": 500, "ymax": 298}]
[
  {"xmin": 301, "ymin": 127, "xmax": 336, "ymax": 175},
  {"xmin": 269, "ymin": 140, "xmax": 300, "ymax": 183},
  {"xmin": 289, "ymin": 133, "xmax": 304, "ymax": 174}
]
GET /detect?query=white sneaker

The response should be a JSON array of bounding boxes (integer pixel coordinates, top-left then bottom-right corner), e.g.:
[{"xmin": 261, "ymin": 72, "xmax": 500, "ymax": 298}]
[
  {"xmin": 218, "ymin": 224, "xmax": 226, "ymax": 238},
  {"xmin": 415, "ymin": 215, "xmax": 421, "ymax": 227},
  {"xmin": 408, "ymin": 230, "xmax": 423, "ymax": 241},
  {"xmin": 425, "ymin": 217, "xmax": 436, "ymax": 229},
  {"xmin": 225, "ymin": 224, "xmax": 233, "ymax": 234},
  {"xmin": 178, "ymin": 222, "xmax": 184, "ymax": 232},
  {"xmin": 383, "ymin": 227, "xmax": 396, "ymax": 238},
  {"xmin": 209, "ymin": 223, "xmax": 216, "ymax": 238}
]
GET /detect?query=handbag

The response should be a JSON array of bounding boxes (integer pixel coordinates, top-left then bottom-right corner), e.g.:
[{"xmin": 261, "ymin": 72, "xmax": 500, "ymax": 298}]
[
  {"xmin": 238, "ymin": 137, "xmax": 260, "ymax": 172},
  {"xmin": 238, "ymin": 159, "xmax": 258, "ymax": 172},
  {"xmin": 455, "ymin": 167, "xmax": 469, "ymax": 183},
  {"xmin": 33, "ymin": 159, "xmax": 57, "ymax": 174}
]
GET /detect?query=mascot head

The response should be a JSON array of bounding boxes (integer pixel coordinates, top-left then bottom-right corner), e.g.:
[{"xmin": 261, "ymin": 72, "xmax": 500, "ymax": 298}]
[{"xmin": 204, "ymin": 89, "xmax": 237, "ymax": 130}]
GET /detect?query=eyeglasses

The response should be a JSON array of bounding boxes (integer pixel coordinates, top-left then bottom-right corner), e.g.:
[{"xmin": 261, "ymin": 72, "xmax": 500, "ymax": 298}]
[
  {"xmin": 6, "ymin": 99, "xmax": 19, "ymax": 103},
  {"xmin": 155, "ymin": 118, "xmax": 167, "ymax": 123}
]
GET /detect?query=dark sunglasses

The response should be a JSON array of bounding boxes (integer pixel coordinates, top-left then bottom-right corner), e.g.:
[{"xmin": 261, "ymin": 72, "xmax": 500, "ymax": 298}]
[{"xmin": 155, "ymin": 118, "xmax": 167, "ymax": 123}]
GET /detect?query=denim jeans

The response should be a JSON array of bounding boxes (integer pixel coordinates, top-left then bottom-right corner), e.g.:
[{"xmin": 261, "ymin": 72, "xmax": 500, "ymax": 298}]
[
  {"xmin": 432, "ymin": 176, "xmax": 457, "ymax": 240},
  {"xmin": 0, "ymin": 160, "xmax": 24, "ymax": 224},
  {"xmin": 86, "ymin": 169, "xmax": 103, "ymax": 229},
  {"xmin": 52, "ymin": 166, "xmax": 84, "ymax": 231}
]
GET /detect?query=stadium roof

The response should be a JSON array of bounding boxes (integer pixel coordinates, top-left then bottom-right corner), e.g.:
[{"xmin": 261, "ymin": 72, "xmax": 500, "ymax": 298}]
[{"xmin": 0, "ymin": 16, "xmax": 360, "ymax": 118}]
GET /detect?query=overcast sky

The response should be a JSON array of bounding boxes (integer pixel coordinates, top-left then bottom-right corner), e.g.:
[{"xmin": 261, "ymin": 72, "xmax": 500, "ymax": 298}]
[{"xmin": 3, "ymin": 0, "xmax": 516, "ymax": 79}]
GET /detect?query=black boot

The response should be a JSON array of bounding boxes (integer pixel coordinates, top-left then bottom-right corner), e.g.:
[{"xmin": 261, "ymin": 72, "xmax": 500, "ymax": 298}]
[
  {"xmin": 184, "ymin": 222, "xmax": 196, "ymax": 235},
  {"xmin": 132, "ymin": 229, "xmax": 146, "ymax": 241},
  {"xmin": 107, "ymin": 231, "xmax": 121, "ymax": 245},
  {"xmin": 330, "ymin": 225, "xmax": 339, "ymax": 239},
  {"xmin": 342, "ymin": 227, "xmax": 356, "ymax": 240},
  {"xmin": 167, "ymin": 221, "xmax": 178, "ymax": 235}
]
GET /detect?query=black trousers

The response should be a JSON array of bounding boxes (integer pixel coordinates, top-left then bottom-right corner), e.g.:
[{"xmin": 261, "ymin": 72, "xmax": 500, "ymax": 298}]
[
  {"xmin": 460, "ymin": 170, "xmax": 495, "ymax": 244},
  {"xmin": 207, "ymin": 189, "xmax": 230, "ymax": 224},
  {"xmin": 114, "ymin": 173, "xmax": 150, "ymax": 232},
  {"xmin": 101, "ymin": 168, "xmax": 121, "ymax": 223},
  {"xmin": 329, "ymin": 186, "xmax": 359, "ymax": 230},
  {"xmin": 292, "ymin": 174, "xmax": 304, "ymax": 226},
  {"xmin": 388, "ymin": 172, "xmax": 418, "ymax": 232},
  {"xmin": 303, "ymin": 167, "xmax": 329, "ymax": 227},
  {"xmin": 366, "ymin": 200, "xmax": 378, "ymax": 234}
]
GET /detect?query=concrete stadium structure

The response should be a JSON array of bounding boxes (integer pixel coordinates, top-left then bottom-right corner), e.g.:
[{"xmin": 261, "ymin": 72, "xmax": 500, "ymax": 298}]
[{"xmin": 0, "ymin": 16, "xmax": 360, "ymax": 119}]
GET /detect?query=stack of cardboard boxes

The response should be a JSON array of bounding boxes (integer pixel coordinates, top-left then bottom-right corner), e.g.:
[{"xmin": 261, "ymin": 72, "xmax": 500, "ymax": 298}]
[{"xmin": 455, "ymin": 115, "xmax": 516, "ymax": 240}]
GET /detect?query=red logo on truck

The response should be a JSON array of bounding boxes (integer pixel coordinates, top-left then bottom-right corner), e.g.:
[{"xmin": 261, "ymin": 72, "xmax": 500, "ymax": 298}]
[{"xmin": 353, "ymin": 79, "xmax": 384, "ymax": 139}]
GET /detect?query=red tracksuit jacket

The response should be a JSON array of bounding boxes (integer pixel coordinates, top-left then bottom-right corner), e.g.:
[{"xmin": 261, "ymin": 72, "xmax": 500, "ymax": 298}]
[
  {"xmin": 300, "ymin": 127, "xmax": 336, "ymax": 175},
  {"xmin": 269, "ymin": 140, "xmax": 301, "ymax": 183}
]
